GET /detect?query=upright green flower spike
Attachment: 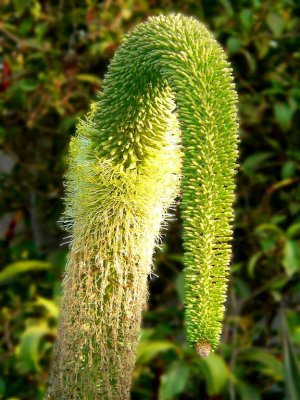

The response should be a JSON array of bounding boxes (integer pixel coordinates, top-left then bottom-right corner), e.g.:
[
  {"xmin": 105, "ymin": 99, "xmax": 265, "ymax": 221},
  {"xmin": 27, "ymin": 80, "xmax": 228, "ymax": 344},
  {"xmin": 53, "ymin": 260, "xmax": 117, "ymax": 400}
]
[{"xmin": 46, "ymin": 14, "xmax": 238, "ymax": 400}]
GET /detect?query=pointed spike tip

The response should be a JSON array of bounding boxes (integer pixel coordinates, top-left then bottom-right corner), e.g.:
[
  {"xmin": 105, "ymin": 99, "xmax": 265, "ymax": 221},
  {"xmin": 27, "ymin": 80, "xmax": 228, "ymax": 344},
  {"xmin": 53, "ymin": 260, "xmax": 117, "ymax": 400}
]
[{"xmin": 195, "ymin": 341, "xmax": 211, "ymax": 358}]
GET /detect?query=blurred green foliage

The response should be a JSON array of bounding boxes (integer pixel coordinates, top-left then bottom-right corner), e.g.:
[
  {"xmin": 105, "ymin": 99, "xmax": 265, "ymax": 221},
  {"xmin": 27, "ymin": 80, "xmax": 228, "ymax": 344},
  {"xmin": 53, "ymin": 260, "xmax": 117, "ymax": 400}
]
[{"xmin": 0, "ymin": 0, "xmax": 300, "ymax": 399}]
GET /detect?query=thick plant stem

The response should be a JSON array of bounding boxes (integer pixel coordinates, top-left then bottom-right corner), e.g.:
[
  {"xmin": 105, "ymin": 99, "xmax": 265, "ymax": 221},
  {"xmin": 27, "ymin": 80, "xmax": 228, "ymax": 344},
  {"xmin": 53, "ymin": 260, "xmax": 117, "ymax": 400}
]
[{"xmin": 46, "ymin": 14, "xmax": 238, "ymax": 400}]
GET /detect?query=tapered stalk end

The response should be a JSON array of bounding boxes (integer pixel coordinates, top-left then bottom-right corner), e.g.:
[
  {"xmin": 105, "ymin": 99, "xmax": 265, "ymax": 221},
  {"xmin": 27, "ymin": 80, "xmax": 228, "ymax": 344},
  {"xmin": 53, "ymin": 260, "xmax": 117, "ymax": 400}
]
[{"xmin": 195, "ymin": 341, "xmax": 211, "ymax": 358}]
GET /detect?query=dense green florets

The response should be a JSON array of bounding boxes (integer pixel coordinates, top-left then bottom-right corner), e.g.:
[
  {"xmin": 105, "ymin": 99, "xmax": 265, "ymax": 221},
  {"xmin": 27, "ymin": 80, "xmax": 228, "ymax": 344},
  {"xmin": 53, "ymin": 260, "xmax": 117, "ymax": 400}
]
[
  {"xmin": 47, "ymin": 14, "xmax": 238, "ymax": 400},
  {"xmin": 87, "ymin": 13, "xmax": 239, "ymax": 350}
]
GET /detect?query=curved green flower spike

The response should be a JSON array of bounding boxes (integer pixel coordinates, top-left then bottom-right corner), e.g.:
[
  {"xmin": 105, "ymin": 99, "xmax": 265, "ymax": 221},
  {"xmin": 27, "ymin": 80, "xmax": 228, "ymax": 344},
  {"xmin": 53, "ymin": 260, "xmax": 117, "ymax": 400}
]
[{"xmin": 47, "ymin": 14, "xmax": 238, "ymax": 400}]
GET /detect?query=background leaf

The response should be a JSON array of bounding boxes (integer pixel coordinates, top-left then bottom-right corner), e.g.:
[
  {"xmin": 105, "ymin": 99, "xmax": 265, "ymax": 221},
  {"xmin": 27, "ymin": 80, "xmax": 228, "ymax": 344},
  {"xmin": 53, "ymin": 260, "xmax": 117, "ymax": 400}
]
[
  {"xmin": 158, "ymin": 362, "xmax": 189, "ymax": 400},
  {"xmin": 282, "ymin": 240, "xmax": 300, "ymax": 277},
  {"xmin": 136, "ymin": 341, "xmax": 179, "ymax": 364},
  {"xmin": 16, "ymin": 324, "xmax": 51, "ymax": 374},
  {"xmin": 197, "ymin": 354, "xmax": 229, "ymax": 396},
  {"xmin": 266, "ymin": 13, "xmax": 285, "ymax": 37},
  {"xmin": 242, "ymin": 152, "xmax": 273, "ymax": 174},
  {"xmin": 0, "ymin": 261, "xmax": 51, "ymax": 284},
  {"xmin": 282, "ymin": 313, "xmax": 300, "ymax": 400},
  {"xmin": 274, "ymin": 103, "xmax": 294, "ymax": 131},
  {"xmin": 238, "ymin": 348, "xmax": 283, "ymax": 380}
]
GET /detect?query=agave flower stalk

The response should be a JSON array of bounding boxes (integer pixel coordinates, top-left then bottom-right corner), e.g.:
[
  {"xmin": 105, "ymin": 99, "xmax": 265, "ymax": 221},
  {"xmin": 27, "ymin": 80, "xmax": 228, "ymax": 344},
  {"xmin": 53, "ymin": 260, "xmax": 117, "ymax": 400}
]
[{"xmin": 46, "ymin": 14, "xmax": 238, "ymax": 400}]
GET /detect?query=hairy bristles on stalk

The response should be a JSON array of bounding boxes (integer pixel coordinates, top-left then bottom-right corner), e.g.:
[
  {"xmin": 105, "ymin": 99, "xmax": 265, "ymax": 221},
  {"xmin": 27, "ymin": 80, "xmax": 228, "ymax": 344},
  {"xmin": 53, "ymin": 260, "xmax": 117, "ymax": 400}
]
[{"xmin": 46, "ymin": 13, "xmax": 238, "ymax": 400}]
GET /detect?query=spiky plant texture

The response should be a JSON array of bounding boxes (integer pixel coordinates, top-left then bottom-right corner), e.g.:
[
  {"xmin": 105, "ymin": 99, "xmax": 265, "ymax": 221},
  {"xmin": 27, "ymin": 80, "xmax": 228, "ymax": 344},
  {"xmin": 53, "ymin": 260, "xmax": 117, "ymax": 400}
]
[{"xmin": 46, "ymin": 14, "xmax": 238, "ymax": 400}]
